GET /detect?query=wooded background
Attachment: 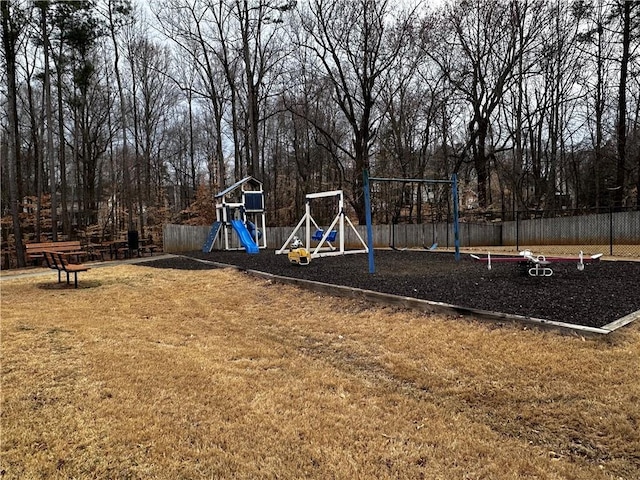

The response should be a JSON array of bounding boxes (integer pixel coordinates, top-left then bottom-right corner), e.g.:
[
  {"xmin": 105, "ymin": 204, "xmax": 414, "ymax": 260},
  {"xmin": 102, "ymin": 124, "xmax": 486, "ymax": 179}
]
[{"xmin": 2, "ymin": 0, "xmax": 639, "ymax": 267}]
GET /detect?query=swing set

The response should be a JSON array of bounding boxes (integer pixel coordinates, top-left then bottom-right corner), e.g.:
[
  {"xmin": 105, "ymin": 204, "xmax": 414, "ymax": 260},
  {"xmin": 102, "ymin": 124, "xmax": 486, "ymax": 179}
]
[
  {"xmin": 276, "ymin": 190, "xmax": 368, "ymax": 259},
  {"xmin": 363, "ymin": 170, "xmax": 461, "ymax": 274}
]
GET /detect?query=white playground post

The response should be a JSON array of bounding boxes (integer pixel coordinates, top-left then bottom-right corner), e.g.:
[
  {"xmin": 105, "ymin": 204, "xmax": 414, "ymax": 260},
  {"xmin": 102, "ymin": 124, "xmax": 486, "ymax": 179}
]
[
  {"xmin": 217, "ymin": 201, "xmax": 245, "ymax": 250},
  {"xmin": 276, "ymin": 190, "xmax": 368, "ymax": 258}
]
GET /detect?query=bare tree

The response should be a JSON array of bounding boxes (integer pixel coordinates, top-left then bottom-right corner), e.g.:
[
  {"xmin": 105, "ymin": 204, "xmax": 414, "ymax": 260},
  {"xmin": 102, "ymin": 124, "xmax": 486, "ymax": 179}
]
[
  {"xmin": 516, "ymin": 0, "xmax": 584, "ymax": 209},
  {"xmin": 282, "ymin": 23, "xmax": 351, "ymax": 202},
  {"xmin": 297, "ymin": 0, "xmax": 417, "ymax": 222},
  {"xmin": 377, "ymin": 16, "xmax": 447, "ymax": 222},
  {"xmin": 35, "ymin": 1, "xmax": 57, "ymax": 240},
  {"xmin": 431, "ymin": 0, "xmax": 545, "ymax": 209},
  {"xmin": 232, "ymin": 0, "xmax": 295, "ymax": 177},
  {"xmin": 1, "ymin": 0, "xmax": 26, "ymax": 266},
  {"xmin": 43, "ymin": 0, "xmax": 107, "ymax": 234},
  {"xmin": 153, "ymin": 0, "xmax": 231, "ymax": 188},
  {"xmin": 125, "ymin": 19, "xmax": 179, "ymax": 234},
  {"xmin": 613, "ymin": 0, "xmax": 639, "ymax": 207},
  {"xmin": 21, "ymin": 17, "xmax": 45, "ymax": 239},
  {"xmin": 105, "ymin": 0, "xmax": 134, "ymax": 229},
  {"xmin": 575, "ymin": 0, "xmax": 619, "ymax": 207}
]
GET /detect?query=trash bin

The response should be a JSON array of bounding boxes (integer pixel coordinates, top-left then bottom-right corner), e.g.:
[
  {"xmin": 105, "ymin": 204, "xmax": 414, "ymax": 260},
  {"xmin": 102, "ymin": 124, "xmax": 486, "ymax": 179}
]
[{"xmin": 128, "ymin": 230, "xmax": 139, "ymax": 256}]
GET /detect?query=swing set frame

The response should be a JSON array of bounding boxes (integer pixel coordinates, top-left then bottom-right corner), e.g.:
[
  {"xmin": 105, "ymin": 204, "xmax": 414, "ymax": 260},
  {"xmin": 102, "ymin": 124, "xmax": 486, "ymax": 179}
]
[
  {"xmin": 363, "ymin": 170, "xmax": 461, "ymax": 273},
  {"xmin": 276, "ymin": 190, "xmax": 369, "ymax": 258}
]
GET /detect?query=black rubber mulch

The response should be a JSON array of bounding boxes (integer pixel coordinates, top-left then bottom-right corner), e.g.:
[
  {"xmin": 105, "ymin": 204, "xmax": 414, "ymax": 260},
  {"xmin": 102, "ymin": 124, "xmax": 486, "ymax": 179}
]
[{"xmin": 138, "ymin": 250, "xmax": 640, "ymax": 329}]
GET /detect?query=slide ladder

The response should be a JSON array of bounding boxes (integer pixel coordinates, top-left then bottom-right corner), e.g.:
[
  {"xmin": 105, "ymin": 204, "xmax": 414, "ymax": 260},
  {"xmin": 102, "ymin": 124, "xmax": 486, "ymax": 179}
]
[
  {"xmin": 202, "ymin": 221, "xmax": 222, "ymax": 253},
  {"xmin": 231, "ymin": 220, "xmax": 260, "ymax": 254}
]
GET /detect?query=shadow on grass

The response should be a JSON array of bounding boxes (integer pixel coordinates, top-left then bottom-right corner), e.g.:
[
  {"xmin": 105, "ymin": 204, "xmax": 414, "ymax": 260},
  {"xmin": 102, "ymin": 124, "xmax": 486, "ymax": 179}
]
[{"xmin": 37, "ymin": 280, "xmax": 103, "ymax": 290}]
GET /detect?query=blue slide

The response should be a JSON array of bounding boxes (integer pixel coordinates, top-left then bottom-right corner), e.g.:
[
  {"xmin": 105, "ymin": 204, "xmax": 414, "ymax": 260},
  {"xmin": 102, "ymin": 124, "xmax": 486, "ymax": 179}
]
[{"xmin": 231, "ymin": 220, "xmax": 260, "ymax": 254}]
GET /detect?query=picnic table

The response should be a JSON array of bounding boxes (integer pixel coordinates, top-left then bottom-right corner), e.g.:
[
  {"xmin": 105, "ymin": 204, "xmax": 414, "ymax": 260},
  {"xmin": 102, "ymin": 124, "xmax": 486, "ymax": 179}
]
[
  {"xmin": 97, "ymin": 238, "xmax": 159, "ymax": 259},
  {"xmin": 25, "ymin": 241, "xmax": 87, "ymax": 265}
]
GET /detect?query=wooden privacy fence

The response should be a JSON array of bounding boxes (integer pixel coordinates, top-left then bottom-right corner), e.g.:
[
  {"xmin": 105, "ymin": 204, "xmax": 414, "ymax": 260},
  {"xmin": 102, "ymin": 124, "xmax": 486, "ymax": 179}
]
[
  {"xmin": 163, "ymin": 209, "xmax": 639, "ymax": 256},
  {"xmin": 162, "ymin": 222, "xmax": 497, "ymax": 253}
]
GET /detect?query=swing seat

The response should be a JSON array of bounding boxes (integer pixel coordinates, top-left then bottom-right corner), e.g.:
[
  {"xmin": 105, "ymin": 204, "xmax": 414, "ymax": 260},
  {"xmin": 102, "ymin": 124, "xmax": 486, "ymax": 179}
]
[{"xmin": 312, "ymin": 229, "xmax": 337, "ymax": 242}]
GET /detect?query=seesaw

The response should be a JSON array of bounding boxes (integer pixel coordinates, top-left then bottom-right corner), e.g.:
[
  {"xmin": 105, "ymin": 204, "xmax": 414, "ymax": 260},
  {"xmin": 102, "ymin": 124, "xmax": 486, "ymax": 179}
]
[{"xmin": 470, "ymin": 250, "xmax": 603, "ymax": 277}]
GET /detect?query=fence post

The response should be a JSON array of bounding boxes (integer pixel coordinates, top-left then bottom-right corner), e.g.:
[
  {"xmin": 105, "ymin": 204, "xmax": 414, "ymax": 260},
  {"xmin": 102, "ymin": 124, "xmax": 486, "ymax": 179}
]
[
  {"xmin": 516, "ymin": 210, "xmax": 520, "ymax": 251},
  {"xmin": 609, "ymin": 206, "xmax": 614, "ymax": 256},
  {"xmin": 452, "ymin": 173, "xmax": 460, "ymax": 261}
]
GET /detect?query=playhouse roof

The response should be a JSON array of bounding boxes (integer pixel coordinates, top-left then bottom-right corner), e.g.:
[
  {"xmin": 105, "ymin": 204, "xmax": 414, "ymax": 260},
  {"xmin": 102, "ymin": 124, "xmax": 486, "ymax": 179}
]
[{"xmin": 215, "ymin": 176, "xmax": 263, "ymax": 199}]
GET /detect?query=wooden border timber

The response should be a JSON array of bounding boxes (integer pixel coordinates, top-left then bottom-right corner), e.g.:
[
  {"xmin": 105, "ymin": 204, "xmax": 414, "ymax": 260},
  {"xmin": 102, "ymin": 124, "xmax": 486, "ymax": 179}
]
[
  {"xmin": 178, "ymin": 256, "xmax": 639, "ymax": 337},
  {"xmin": 600, "ymin": 310, "xmax": 640, "ymax": 332}
]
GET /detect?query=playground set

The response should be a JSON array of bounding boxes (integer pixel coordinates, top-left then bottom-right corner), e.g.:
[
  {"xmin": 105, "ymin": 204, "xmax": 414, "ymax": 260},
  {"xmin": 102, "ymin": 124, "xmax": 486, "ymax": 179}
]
[
  {"xmin": 276, "ymin": 190, "xmax": 369, "ymax": 264},
  {"xmin": 470, "ymin": 250, "xmax": 603, "ymax": 277},
  {"xmin": 201, "ymin": 173, "xmax": 459, "ymax": 269},
  {"xmin": 202, "ymin": 177, "xmax": 267, "ymax": 254},
  {"xmin": 200, "ymin": 173, "xmax": 604, "ymax": 282}
]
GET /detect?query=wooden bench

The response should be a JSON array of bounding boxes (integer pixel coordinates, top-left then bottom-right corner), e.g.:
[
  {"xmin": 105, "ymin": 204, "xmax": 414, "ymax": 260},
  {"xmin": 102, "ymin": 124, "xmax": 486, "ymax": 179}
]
[
  {"xmin": 43, "ymin": 251, "xmax": 90, "ymax": 288},
  {"xmin": 26, "ymin": 241, "xmax": 86, "ymax": 265}
]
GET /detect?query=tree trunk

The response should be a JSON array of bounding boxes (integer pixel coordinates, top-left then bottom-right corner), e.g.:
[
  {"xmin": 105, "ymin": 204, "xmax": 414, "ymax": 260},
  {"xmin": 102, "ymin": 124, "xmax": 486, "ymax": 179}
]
[
  {"xmin": 239, "ymin": 0, "xmax": 260, "ymax": 178},
  {"xmin": 41, "ymin": 3, "xmax": 57, "ymax": 241},
  {"xmin": 615, "ymin": 0, "xmax": 631, "ymax": 208},
  {"xmin": 1, "ymin": 0, "xmax": 26, "ymax": 266},
  {"xmin": 108, "ymin": 0, "xmax": 133, "ymax": 230},
  {"xmin": 26, "ymin": 64, "xmax": 43, "ymax": 240},
  {"xmin": 473, "ymin": 117, "xmax": 489, "ymax": 209},
  {"xmin": 55, "ymin": 45, "xmax": 70, "ymax": 236},
  {"xmin": 188, "ymin": 89, "xmax": 197, "ymax": 196},
  {"xmin": 352, "ymin": 126, "xmax": 370, "ymax": 224}
]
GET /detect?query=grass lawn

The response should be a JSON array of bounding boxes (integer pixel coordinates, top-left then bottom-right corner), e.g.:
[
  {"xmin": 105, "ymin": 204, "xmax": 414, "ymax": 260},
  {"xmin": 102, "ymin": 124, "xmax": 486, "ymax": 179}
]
[{"xmin": 1, "ymin": 263, "xmax": 639, "ymax": 479}]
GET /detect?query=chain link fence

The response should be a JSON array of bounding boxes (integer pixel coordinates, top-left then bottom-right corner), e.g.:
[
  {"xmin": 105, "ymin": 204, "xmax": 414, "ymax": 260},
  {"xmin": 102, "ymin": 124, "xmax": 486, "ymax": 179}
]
[{"xmin": 501, "ymin": 207, "xmax": 640, "ymax": 257}]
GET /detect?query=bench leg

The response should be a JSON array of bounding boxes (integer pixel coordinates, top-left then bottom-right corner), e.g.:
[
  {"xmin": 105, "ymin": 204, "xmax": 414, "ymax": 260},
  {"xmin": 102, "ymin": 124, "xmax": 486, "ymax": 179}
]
[
  {"xmin": 58, "ymin": 270, "xmax": 62, "ymax": 283},
  {"xmin": 74, "ymin": 272, "xmax": 78, "ymax": 288},
  {"xmin": 66, "ymin": 272, "xmax": 70, "ymax": 285}
]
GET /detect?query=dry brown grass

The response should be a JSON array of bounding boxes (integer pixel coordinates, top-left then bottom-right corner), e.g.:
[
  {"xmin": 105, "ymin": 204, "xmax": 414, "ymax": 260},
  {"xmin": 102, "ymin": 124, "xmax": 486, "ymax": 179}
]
[{"xmin": 1, "ymin": 264, "xmax": 639, "ymax": 479}]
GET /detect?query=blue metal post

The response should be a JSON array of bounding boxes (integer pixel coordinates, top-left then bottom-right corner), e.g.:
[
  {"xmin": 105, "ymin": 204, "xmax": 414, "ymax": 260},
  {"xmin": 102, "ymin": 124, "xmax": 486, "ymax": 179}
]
[
  {"xmin": 452, "ymin": 173, "xmax": 460, "ymax": 261},
  {"xmin": 363, "ymin": 169, "xmax": 375, "ymax": 273}
]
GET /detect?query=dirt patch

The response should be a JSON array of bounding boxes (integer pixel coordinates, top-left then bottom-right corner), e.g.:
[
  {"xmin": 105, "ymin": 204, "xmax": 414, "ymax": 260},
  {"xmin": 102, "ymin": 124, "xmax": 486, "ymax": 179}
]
[{"xmin": 139, "ymin": 250, "xmax": 640, "ymax": 329}]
